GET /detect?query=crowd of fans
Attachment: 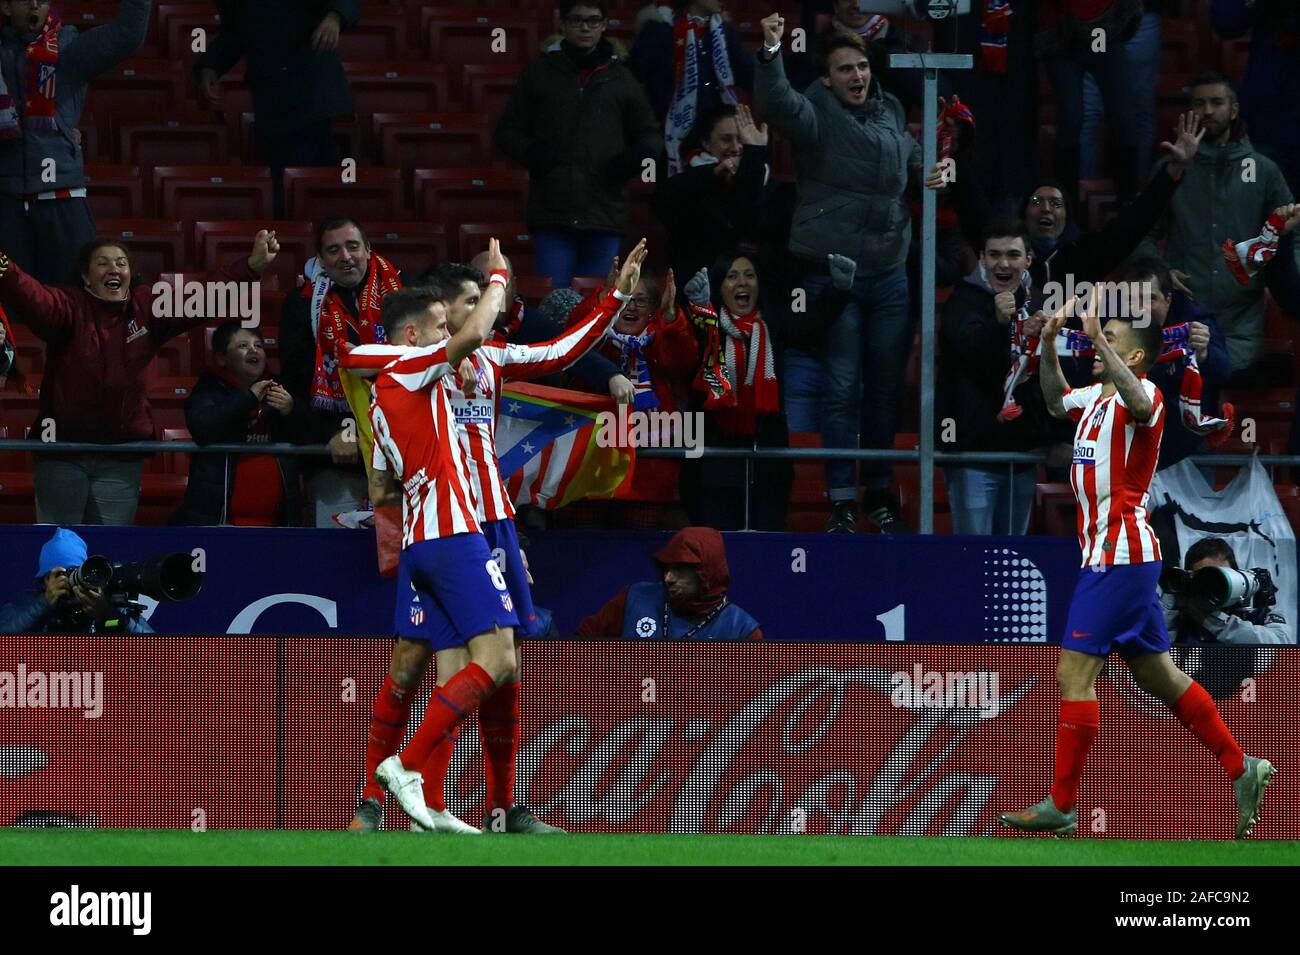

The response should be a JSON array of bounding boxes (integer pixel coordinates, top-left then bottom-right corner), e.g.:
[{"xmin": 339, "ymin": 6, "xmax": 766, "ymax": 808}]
[{"xmin": 1, "ymin": 0, "xmax": 1299, "ymax": 538}]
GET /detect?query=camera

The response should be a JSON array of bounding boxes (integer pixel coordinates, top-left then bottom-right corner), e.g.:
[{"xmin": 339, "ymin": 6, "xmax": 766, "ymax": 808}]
[
  {"xmin": 859, "ymin": 0, "xmax": 972, "ymax": 19},
  {"xmin": 60, "ymin": 553, "xmax": 204, "ymax": 627},
  {"xmin": 1163, "ymin": 564, "xmax": 1278, "ymax": 625}
]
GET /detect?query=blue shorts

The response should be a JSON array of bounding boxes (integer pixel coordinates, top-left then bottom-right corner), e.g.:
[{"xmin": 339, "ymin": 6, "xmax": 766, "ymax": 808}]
[
  {"xmin": 393, "ymin": 533, "xmax": 519, "ymax": 651},
  {"xmin": 1061, "ymin": 562, "xmax": 1170, "ymax": 659},
  {"xmin": 481, "ymin": 518, "xmax": 541, "ymax": 638}
]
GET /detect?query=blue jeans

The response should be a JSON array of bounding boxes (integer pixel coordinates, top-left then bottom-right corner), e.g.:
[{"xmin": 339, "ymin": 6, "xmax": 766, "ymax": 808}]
[
  {"xmin": 806, "ymin": 266, "xmax": 911, "ymax": 501},
  {"xmin": 783, "ymin": 348, "xmax": 825, "ymax": 433},
  {"xmin": 1045, "ymin": 37, "xmax": 1139, "ymax": 197},
  {"xmin": 531, "ymin": 229, "xmax": 622, "ymax": 289},
  {"xmin": 1081, "ymin": 12, "xmax": 1161, "ymax": 179},
  {"xmin": 944, "ymin": 465, "xmax": 1036, "ymax": 536}
]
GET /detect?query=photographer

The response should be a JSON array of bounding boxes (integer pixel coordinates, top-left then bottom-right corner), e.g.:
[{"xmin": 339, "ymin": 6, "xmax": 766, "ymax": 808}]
[
  {"xmin": 0, "ymin": 528, "xmax": 154, "ymax": 635},
  {"xmin": 1161, "ymin": 537, "xmax": 1292, "ymax": 645}
]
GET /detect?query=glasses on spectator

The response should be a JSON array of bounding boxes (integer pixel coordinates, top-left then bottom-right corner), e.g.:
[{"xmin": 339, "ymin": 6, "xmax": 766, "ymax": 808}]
[
  {"xmin": 563, "ymin": 15, "xmax": 607, "ymax": 28},
  {"xmin": 1028, "ymin": 195, "xmax": 1066, "ymax": 210},
  {"xmin": 627, "ymin": 295, "xmax": 653, "ymax": 308}
]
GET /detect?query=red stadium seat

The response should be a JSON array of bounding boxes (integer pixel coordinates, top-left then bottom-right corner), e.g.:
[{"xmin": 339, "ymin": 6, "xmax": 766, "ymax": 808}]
[
  {"xmin": 96, "ymin": 220, "xmax": 186, "ymax": 276},
  {"xmin": 373, "ymin": 113, "xmax": 493, "ymax": 168},
  {"xmin": 84, "ymin": 60, "xmax": 185, "ymax": 119},
  {"xmin": 462, "ymin": 63, "xmax": 525, "ymax": 119},
  {"xmin": 423, "ymin": 10, "xmax": 540, "ymax": 69},
  {"xmin": 282, "ymin": 166, "xmax": 407, "ymax": 222},
  {"xmin": 77, "ymin": 115, "xmax": 107, "ymax": 163},
  {"xmin": 153, "ymin": 337, "xmax": 194, "ymax": 378},
  {"xmin": 455, "ymin": 222, "xmax": 534, "ymax": 274},
  {"xmin": 343, "ymin": 63, "xmax": 457, "ymax": 122},
  {"xmin": 154, "ymin": 166, "xmax": 273, "ymax": 226},
  {"xmin": 366, "ymin": 223, "xmax": 450, "ymax": 277},
  {"xmin": 514, "ymin": 274, "xmax": 554, "ymax": 304},
  {"xmin": 84, "ymin": 164, "xmax": 148, "ymax": 218},
  {"xmin": 339, "ymin": 9, "xmax": 411, "ymax": 60},
  {"xmin": 116, "ymin": 118, "xmax": 230, "ymax": 166},
  {"xmin": 193, "ymin": 220, "xmax": 314, "ymax": 278},
  {"xmin": 156, "ymin": 428, "xmax": 193, "ymax": 477},
  {"xmin": 412, "ymin": 167, "xmax": 529, "ymax": 230},
  {"xmin": 157, "ymin": 2, "xmax": 223, "ymax": 58}
]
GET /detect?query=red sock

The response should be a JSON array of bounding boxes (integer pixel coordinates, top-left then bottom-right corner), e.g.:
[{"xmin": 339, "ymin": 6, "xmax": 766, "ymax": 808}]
[
  {"xmin": 401, "ymin": 664, "xmax": 495, "ymax": 770},
  {"xmin": 480, "ymin": 680, "xmax": 520, "ymax": 812},
  {"xmin": 362, "ymin": 674, "xmax": 414, "ymax": 804},
  {"xmin": 1049, "ymin": 699, "xmax": 1099, "ymax": 813},
  {"xmin": 422, "ymin": 726, "xmax": 459, "ymax": 813},
  {"xmin": 1172, "ymin": 681, "xmax": 1246, "ymax": 780}
]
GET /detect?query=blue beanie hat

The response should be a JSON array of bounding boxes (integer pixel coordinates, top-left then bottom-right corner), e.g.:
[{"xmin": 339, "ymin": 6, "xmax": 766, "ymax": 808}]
[{"xmin": 36, "ymin": 527, "xmax": 89, "ymax": 580}]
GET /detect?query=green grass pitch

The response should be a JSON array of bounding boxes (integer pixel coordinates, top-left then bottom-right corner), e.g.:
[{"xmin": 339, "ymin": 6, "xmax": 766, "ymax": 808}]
[{"xmin": 3, "ymin": 831, "xmax": 1299, "ymax": 866}]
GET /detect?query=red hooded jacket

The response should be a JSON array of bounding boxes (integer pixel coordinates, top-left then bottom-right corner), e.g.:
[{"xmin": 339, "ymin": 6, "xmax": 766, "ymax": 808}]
[{"xmin": 0, "ymin": 256, "xmax": 258, "ymax": 443}]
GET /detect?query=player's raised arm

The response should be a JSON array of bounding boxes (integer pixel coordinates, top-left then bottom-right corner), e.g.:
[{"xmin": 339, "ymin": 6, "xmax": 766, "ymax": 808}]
[
  {"xmin": 498, "ymin": 239, "xmax": 650, "ymax": 381},
  {"xmin": 446, "ymin": 238, "xmax": 509, "ymax": 365},
  {"xmin": 1038, "ymin": 296, "xmax": 1079, "ymax": 419}
]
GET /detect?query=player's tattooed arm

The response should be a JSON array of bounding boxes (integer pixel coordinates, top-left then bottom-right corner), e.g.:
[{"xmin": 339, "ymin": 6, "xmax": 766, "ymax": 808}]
[
  {"xmin": 447, "ymin": 238, "xmax": 510, "ymax": 364},
  {"xmin": 369, "ymin": 467, "xmax": 401, "ymax": 507},
  {"xmin": 1083, "ymin": 293, "xmax": 1155, "ymax": 422},
  {"xmin": 1037, "ymin": 298, "xmax": 1077, "ymax": 419}
]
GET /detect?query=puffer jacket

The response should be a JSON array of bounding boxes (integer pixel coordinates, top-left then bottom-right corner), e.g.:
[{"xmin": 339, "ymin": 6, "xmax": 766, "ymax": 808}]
[
  {"xmin": 495, "ymin": 39, "xmax": 661, "ymax": 235},
  {"xmin": 0, "ymin": 0, "xmax": 150, "ymax": 195},
  {"xmin": 754, "ymin": 51, "xmax": 921, "ymax": 276},
  {"xmin": 1148, "ymin": 133, "xmax": 1294, "ymax": 370}
]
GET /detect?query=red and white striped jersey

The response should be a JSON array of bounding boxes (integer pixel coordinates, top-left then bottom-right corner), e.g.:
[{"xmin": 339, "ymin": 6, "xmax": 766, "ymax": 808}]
[
  {"xmin": 350, "ymin": 342, "xmax": 481, "ymax": 547},
  {"xmin": 1063, "ymin": 379, "xmax": 1166, "ymax": 567},
  {"xmin": 454, "ymin": 290, "xmax": 626, "ymax": 521}
]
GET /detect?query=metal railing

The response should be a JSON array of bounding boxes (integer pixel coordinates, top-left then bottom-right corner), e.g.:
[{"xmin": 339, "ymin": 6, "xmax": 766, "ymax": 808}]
[{"xmin": 1, "ymin": 438, "xmax": 1292, "ymax": 532}]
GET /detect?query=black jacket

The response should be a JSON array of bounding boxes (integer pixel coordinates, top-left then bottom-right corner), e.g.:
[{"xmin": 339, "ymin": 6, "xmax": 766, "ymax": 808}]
[
  {"xmin": 653, "ymin": 147, "xmax": 771, "ymax": 279},
  {"xmin": 937, "ymin": 273, "xmax": 1056, "ymax": 457},
  {"xmin": 495, "ymin": 39, "xmax": 661, "ymax": 235},
  {"xmin": 194, "ymin": 0, "xmax": 359, "ymax": 138},
  {"xmin": 173, "ymin": 370, "xmax": 304, "ymax": 526}
]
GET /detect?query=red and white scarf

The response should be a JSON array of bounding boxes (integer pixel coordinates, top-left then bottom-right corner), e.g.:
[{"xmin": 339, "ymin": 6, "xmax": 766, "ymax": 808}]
[
  {"xmin": 1224, "ymin": 211, "xmax": 1286, "ymax": 286},
  {"xmin": 689, "ymin": 301, "xmax": 777, "ymax": 436},
  {"xmin": 303, "ymin": 254, "xmax": 401, "ymax": 412},
  {"xmin": 665, "ymin": 14, "xmax": 739, "ymax": 176},
  {"xmin": 0, "ymin": 6, "xmax": 61, "ymax": 139},
  {"xmin": 832, "ymin": 14, "xmax": 889, "ymax": 39}
]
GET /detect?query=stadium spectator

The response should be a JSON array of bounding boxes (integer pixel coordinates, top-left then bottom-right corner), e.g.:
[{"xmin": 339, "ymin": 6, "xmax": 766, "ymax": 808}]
[
  {"xmin": 1081, "ymin": 1, "xmax": 1163, "ymax": 187},
  {"xmin": 1211, "ymin": 0, "xmax": 1300, "ymax": 195},
  {"xmin": 1160, "ymin": 537, "xmax": 1293, "ymax": 645},
  {"xmin": 0, "ymin": 0, "xmax": 151, "ymax": 286},
  {"xmin": 942, "ymin": 0, "xmax": 1040, "ymax": 209},
  {"xmin": 1035, "ymin": 0, "xmax": 1142, "ymax": 209},
  {"xmin": 754, "ymin": 15, "xmax": 921, "ymax": 533},
  {"xmin": 1141, "ymin": 74, "xmax": 1294, "ymax": 378},
  {"xmin": 574, "ymin": 526, "xmax": 761, "ymax": 639},
  {"xmin": 785, "ymin": 0, "xmax": 935, "ymax": 118},
  {"xmin": 652, "ymin": 104, "xmax": 772, "ymax": 279},
  {"xmin": 195, "ymin": 0, "xmax": 360, "ymax": 218},
  {"xmin": 172, "ymin": 322, "xmax": 304, "ymax": 527},
  {"xmin": 0, "ymin": 527, "xmax": 153, "ymax": 634},
  {"xmin": 279, "ymin": 216, "xmax": 400, "ymax": 528},
  {"xmin": 680, "ymin": 253, "xmax": 791, "ymax": 532},
  {"xmin": 938, "ymin": 222, "xmax": 1052, "ymax": 535},
  {"xmin": 0, "ymin": 230, "xmax": 280, "ymax": 525},
  {"xmin": 495, "ymin": 1, "xmax": 660, "ymax": 289},
  {"xmin": 1112, "ymin": 255, "xmax": 1232, "ymax": 471},
  {"xmin": 629, "ymin": 0, "xmax": 754, "ymax": 174},
  {"xmin": 565, "ymin": 265, "xmax": 699, "ymax": 501},
  {"xmin": 951, "ymin": 112, "xmax": 1204, "ymax": 306}
]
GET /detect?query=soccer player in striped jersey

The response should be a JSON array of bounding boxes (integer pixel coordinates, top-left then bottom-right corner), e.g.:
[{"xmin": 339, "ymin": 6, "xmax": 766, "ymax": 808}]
[
  {"xmin": 346, "ymin": 241, "xmax": 649, "ymax": 834},
  {"xmin": 1000, "ymin": 291, "xmax": 1275, "ymax": 838},
  {"xmin": 335, "ymin": 239, "xmax": 526, "ymax": 834}
]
